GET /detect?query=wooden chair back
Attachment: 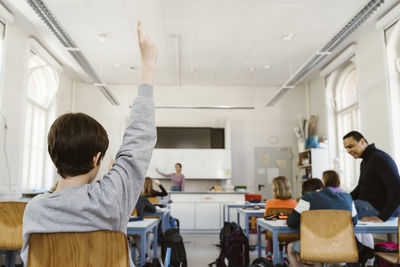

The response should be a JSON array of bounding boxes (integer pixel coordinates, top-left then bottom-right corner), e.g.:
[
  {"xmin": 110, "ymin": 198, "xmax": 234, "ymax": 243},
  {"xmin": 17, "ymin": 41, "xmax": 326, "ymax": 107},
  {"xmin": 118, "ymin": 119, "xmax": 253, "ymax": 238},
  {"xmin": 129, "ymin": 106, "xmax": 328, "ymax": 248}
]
[
  {"xmin": 28, "ymin": 231, "xmax": 129, "ymax": 267},
  {"xmin": 374, "ymin": 216, "xmax": 400, "ymax": 264},
  {"xmin": 265, "ymin": 207, "xmax": 299, "ymax": 241},
  {"xmin": 0, "ymin": 201, "xmax": 27, "ymax": 250},
  {"xmin": 300, "ymin": 210, "xmax": 358, "ymax": 263},
  {"xmin": 147, "ymin": 197, "xmax": 159, "ymax": 204}
]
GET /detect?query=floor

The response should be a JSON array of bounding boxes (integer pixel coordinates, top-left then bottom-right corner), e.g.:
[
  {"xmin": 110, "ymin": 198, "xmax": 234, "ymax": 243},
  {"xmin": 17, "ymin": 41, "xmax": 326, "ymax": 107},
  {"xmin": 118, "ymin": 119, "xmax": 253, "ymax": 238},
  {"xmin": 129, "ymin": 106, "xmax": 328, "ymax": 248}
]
[{"xmin": 182, "ymin": 233, "xmax": 262, "ymax": 267}]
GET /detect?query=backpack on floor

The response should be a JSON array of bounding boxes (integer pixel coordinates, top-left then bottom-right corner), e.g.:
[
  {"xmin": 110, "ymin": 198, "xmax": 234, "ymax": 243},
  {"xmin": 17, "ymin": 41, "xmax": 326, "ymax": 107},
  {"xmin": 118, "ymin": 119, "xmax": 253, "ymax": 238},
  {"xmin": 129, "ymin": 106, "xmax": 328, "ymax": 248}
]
[
  {"xmin": 374, "ymin": 242, "xmax": 400, "ymax": 267},
  {"xmin": 209, "ymin": 222, "xmax": 250, "ymax": 267},
  {"xmin": 168, "ymin": 216, "xmax": 180, "ymax": 230},
  {"xmin": 248, "ymin": 257, "xmax": 274, "ymax": 267},
  {"xmin": 161, "ymin": 228, "xmax": 187, "ymax": 267}
]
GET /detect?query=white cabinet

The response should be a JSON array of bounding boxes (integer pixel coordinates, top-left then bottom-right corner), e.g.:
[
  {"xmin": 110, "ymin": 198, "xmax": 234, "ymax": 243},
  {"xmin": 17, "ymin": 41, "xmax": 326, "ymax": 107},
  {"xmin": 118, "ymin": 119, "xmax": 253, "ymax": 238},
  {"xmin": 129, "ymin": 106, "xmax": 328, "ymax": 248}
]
[
  {"xmin": 170, "ymin": 193, "xmax": 245, "ymax": 231},
  {"xmin": 297, "ymin": 148, "xmax": 329, "ymax": 179},
  {"xmin": 195, "ymin": 203, "xmax": 220, "ymax": 229},
  {"xmin": 297, "ymin": 149, "xmax": 329, "ymax": 195},
  {"xmin": 170, "ymin": 202, "xmax": 195, "ymax": 230}
]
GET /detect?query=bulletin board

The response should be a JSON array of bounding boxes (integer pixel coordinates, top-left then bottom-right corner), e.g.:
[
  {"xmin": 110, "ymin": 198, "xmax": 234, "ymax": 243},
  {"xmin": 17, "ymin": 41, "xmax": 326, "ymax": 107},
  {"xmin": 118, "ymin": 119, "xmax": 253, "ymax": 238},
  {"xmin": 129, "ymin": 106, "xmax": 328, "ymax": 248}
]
[{"xmin": 254, "ymin": 147, "xmax": 293, "ymax": 200}]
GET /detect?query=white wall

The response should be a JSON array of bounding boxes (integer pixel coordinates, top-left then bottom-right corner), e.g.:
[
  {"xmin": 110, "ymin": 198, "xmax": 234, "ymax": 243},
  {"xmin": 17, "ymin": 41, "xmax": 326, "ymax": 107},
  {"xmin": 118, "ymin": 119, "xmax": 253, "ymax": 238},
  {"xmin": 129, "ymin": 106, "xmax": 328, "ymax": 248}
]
[
  {"xmin": 73, "ymin": 82, "xmax": 306, "ymax": 193},
  {"xmin": 0, "ymin": 20, "xmax": 73, "ymax": 192},
  {"xmin": 304, "ymin": 24, "xmax": 394, "ymax": 158}
]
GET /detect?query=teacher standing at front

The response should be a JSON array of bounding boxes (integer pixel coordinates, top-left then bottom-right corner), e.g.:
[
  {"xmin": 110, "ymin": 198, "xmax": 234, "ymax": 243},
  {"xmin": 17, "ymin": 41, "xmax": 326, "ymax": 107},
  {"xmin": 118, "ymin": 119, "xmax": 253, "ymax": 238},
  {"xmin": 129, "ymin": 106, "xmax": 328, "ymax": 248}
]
[{"xmin": 156, "ymin": 163, "xmax": 185, "ymax": 191}]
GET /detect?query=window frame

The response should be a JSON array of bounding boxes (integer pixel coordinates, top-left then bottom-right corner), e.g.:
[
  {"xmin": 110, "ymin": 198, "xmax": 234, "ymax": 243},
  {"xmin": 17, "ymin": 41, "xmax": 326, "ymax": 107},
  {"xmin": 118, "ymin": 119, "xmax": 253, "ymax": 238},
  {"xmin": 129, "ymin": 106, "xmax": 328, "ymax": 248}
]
[{"xmin": 22, "ymin": 50, "xmax": 59, "ymax": 190}]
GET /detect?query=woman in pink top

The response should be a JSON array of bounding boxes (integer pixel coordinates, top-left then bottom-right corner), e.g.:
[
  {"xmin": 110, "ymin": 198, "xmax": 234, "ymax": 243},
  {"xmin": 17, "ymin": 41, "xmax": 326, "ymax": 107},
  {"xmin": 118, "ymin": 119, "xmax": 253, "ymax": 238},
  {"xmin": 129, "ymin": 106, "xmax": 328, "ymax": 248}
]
[{"xmin": 156, "ymin": 163, "xmax": 185, "ymax": 191}]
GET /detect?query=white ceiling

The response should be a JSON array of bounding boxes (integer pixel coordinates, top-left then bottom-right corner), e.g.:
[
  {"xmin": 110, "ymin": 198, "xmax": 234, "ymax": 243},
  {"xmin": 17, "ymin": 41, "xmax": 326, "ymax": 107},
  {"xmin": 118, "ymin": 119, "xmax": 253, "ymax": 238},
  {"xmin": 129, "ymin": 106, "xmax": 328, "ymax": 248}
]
[{"xmin": 6, "ymin": 0, "xmax": 370, "ymax": 86}]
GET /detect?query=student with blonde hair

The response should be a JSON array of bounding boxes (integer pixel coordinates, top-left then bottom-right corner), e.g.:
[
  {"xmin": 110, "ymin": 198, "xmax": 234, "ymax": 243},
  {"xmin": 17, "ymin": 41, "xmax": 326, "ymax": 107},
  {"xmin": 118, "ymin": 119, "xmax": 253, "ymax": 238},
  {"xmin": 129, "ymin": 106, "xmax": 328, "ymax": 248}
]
[
  {"xmin": 264, "ymin": 176, "xmax": 297, "ymax": 264},
  {"xmin": 142, "ymin": 177, "xmax": 168, "ymax": 197}
]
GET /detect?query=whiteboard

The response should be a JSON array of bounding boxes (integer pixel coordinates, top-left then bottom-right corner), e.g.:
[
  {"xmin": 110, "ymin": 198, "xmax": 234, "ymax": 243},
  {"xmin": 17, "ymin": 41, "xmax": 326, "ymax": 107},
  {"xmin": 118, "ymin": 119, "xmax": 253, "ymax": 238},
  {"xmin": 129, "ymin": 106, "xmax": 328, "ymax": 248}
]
[{"xmin": 146, "ymin": 149, "xmax": 232, "ymax": 179}]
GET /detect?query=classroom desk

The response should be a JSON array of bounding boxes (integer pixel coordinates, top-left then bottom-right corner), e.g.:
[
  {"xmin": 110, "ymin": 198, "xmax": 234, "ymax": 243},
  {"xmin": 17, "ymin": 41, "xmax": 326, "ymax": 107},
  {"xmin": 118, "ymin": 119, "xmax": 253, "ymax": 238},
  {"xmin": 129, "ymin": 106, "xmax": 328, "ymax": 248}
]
[
  {"xmin": 143, "ymin": 207, "xmax": 170, "ymax": 233},
  {"xmin": 237, "ymin": 208, "xmax": 265, "ymax": 238},
  {"xmin": 222, "ymin": 202, "xmax": 265, "ymax": 222},
  {"xmin": 127, "ymin": 218, "xmax": 159, "ymax": 267},
  {"xmin": 256, "ymin": 218, "xmax": 399, "ymax": 264}
]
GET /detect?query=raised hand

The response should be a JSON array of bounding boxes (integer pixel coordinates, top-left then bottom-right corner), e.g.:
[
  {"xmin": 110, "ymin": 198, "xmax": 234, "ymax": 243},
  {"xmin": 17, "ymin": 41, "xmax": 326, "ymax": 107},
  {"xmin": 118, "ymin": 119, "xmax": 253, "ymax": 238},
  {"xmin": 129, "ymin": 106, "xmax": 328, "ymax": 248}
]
[{"xmin": 137, "ymin": 21, "xmax": 157, "ymax": 84}]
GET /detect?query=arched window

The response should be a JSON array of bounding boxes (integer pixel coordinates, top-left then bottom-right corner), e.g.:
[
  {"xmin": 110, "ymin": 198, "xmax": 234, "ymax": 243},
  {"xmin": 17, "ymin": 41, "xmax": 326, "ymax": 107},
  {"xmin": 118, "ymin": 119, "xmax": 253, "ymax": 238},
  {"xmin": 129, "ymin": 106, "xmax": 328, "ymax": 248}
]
[
  {"xmin": 385, "ymin": 19, "xmax": 400, "ymax": 166},
  {"xmin": 22, "ymin": 52, "xmax": 58, "ymax": 189},
  {"xmin": 326, "ymin": 61, "xmax": 360, "ymax": 191}
]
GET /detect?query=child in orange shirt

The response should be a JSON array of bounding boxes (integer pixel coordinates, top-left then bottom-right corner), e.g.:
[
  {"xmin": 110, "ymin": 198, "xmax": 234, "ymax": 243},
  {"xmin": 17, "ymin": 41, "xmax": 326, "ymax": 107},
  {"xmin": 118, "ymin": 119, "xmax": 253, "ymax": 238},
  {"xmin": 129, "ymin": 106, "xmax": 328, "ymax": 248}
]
[{"xmin": 264, "ymin": 176, "xmax": 297, "ymax": 264}]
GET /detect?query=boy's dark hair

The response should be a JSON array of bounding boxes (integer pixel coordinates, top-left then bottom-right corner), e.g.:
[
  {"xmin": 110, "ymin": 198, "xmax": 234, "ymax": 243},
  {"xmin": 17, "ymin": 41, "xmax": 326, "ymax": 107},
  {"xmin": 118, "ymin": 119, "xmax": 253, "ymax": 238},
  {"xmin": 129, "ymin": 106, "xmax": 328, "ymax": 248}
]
[
  {"xmin": 343, "ymin": 131, "xmax": 368, "ymax": 144},
  {"xmin": 301, "ymin": 178, "xmax": 324, "ymax": 195},
  {"xmin": 322, "ymin": 170, "xmax": 341, "ymax": 188},
  {"xmin": 176, "ymin": 163, "xmax": 182, "ymax": 168},
  {"xmin": 48, "ymin": 113, "xmax": 109, "ymax": 178}
]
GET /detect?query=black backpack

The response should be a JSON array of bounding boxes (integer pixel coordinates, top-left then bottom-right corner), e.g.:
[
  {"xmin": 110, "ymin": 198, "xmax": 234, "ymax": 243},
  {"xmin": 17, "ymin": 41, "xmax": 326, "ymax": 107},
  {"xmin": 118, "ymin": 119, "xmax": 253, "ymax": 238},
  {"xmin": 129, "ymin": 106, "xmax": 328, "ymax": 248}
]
[
  {"xmin": 248, "ymin": 257, "xmax": 274, "ymax": 267},
  {"xmin": 209, "ymin": 222, "xmax": 250, "ymax": 267},
  {"xmin": 161, "ymin": 228, "xmax": 187, "ymax": 267}
]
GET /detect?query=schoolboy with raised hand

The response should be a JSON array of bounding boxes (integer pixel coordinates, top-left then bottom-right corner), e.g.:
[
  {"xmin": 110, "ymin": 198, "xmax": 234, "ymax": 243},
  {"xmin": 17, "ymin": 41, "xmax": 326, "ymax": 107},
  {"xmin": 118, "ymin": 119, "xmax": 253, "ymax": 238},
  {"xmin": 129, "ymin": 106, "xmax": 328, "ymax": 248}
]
[{"xmin": 21, "ymin": 21, "xmax": 157, "ymax": 267}]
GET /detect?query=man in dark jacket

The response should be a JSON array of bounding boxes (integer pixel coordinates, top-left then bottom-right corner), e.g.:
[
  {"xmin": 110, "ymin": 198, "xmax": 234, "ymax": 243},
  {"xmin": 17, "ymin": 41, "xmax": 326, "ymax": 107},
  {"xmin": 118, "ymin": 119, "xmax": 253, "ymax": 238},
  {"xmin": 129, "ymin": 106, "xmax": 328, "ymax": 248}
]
[{"xmin": 343, "ymin": 131, "xmax": 400, "ymax": 222}]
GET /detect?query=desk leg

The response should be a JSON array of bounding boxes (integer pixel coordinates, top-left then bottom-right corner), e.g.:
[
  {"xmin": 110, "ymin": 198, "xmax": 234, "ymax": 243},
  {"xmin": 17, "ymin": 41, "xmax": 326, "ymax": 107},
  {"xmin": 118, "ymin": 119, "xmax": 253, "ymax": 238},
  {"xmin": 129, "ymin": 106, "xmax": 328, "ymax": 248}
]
[
  {"xmin": 237, "ymin": 211, "xmax": 240, "ymax": 226},
  {"xmin": 140, "ymin": 233, "xmax": 146, "ymax": 267},
  {"xmin": 5, "ymin": 250, "xmax": 15, "ymax": 267},
  {"xmin": 223, "ymin": 206, "xmax": 226, "ymax": 222},
  {"xmin": 165, "ymin": 212, "xmax": 170, "ymax": 230},
  {"xmin": 245, "ymin": 215, "xmax": 249, "ymax": 239},
  {"xmin": 153, "ymin": 224, "xmax": 158, "ymax": 260},
  {"xmin": 257, "ymin": 224, "xmax": 262, "ymax": 258},
  {"xmin": 272, "ymin": 231, "xmax": 279, "ymax": 265}
]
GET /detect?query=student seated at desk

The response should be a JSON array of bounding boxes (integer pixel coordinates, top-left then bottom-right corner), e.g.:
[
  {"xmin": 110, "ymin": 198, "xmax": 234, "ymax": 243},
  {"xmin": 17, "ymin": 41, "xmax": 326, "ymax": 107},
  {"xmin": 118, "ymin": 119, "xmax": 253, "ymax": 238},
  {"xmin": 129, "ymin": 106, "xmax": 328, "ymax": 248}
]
[
  {"xmin": 287, "ymin": 170, "xmax": 373, "ymax": 267},
  {"xmin": 142, "ymin": 177, "xmax": 168, "ymax": 198},
  {"xmin": 21, "ymin": 22, "xmax": 157, "ymax": 267},
  {"xmin": 264, "ymin": 176, "xmax": 298, "ymax": 264}
]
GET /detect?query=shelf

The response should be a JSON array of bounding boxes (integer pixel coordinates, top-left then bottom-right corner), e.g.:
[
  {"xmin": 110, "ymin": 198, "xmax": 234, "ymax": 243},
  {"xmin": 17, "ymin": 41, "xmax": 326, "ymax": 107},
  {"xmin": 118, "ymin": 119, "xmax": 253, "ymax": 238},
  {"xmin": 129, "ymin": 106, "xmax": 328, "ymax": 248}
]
[{"xmin": 298, "ymin": 164, "xmax": 311, "ymax": 168}]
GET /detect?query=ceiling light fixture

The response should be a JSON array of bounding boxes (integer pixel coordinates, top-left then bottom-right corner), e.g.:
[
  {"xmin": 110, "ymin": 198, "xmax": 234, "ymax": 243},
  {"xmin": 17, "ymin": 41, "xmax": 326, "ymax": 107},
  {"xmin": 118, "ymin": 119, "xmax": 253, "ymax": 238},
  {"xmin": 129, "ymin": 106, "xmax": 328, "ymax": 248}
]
[
  {"xmin": 65, "ymin": 47, "xmax": 80, "ymax": 51},
  {"xmin": 97, "ymin": 33, "xmax": 106, "ymax": 43},
  {"xmin": 266, "ymin": 0, "xmax": 384, "ymax": 107},
  {"xmin": 263, "ymin": 65, "xmax": 271, "ymax": 69},
  {"xmin": 94, "ymin": 83, "xmax": 107, "ymax": 87},
  {"xmin": 27, "ymin": 0, "xmax": 119, "ymax": 105},
  {"xmin": 114, "ymin": 63, "xmax": 121, "ymax": 68},
  {"xmin": 282, "ymin": 33, "xmax": 295, "ymax": 41},
  {"xmin": 189, "ymin": 66, "xmax": 195, "ymax": 72},
  {"xmin": 249, "ymin": 67, "xmax": 255, "ymax": 72}
]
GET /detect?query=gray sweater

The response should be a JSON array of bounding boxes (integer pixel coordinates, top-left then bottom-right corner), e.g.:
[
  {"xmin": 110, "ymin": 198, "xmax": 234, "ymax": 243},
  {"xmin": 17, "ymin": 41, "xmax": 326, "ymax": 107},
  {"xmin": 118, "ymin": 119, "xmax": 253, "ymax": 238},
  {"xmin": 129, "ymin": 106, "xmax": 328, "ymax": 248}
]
[{"xmin": 21, "ymin": 84, "xmax": 156, "ymax": 267}]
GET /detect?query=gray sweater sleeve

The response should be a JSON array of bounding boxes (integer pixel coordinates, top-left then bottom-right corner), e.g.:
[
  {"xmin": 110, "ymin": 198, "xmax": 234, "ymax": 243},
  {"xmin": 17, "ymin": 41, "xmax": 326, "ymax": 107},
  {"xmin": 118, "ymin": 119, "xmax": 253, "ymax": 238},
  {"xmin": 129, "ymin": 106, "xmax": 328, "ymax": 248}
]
[{"xmin": 97, "ymin": 84, "xmax": 157, "ymax": 219}]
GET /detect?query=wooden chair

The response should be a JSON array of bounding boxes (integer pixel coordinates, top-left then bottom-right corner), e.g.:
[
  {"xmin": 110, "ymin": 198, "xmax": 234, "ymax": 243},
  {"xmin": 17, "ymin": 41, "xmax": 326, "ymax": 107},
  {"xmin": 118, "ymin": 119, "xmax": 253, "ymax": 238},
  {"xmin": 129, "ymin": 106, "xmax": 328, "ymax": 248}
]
[
  {"xmin": 0, "ymin": 201, "xmax": 27, "ymax": 267},
  {"xmin": 374, "ymin": 216, "xmax": 400, "ymax": 264},
  {"xmin": 28, "ymin": 231, "xmax": 129, "ymax": 267},
  {"xmin": 265, "ymin": 207, "xmax": 299, "ymax": 241},
  {"xmin": 147, "ymin": 197, "xmax": 159, "ymax": 204},
  {"xmin": 300, "ymin": 210, "xmax": 358, "ymax": 263}
]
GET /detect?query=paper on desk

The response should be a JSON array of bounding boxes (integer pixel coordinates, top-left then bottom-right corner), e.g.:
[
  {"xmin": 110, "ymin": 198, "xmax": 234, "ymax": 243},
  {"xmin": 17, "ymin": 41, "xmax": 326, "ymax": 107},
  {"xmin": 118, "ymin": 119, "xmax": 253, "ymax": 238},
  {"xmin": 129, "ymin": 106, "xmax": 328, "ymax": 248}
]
[{"xmin": 267, "ymin": 168, "xmax": 279, "ymax": 183}]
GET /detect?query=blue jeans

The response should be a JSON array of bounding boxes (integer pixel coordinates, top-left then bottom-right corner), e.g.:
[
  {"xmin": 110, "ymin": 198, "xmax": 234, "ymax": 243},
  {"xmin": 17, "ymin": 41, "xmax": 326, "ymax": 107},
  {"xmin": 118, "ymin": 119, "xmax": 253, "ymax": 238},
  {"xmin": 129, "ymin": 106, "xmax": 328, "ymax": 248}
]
[
  {"xmin": 170, "ymin": 186, "xmax": 181, "ymax": 191},
  {"xmin": 354, "ymin": 199, "xmax": 379, "ymax": 219}
]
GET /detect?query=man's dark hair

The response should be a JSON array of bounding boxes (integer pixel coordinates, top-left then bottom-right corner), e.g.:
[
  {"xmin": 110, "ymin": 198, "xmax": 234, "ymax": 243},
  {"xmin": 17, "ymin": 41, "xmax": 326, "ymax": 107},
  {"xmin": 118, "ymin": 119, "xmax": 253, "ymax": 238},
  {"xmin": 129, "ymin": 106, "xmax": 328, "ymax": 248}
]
[
  {"xmin": 343, "ymin": 131, "xmax": 368, "ymax": 144},
  {"xmin": 175, "ymin": 163, "xmax": 182, "ymax": 168},
  {"xmin": 48, "ymin": 113, "xmax": 109, "ymax": 178},
  {"xmin": 302, "ymin": 178, "xmax": 324, "ymax": 195}
]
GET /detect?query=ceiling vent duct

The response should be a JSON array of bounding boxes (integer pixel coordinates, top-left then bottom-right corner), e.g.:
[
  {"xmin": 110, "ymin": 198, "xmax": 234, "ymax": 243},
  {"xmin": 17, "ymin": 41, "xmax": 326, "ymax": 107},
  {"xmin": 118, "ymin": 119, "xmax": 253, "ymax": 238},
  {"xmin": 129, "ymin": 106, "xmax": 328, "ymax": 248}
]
[
  {"xmin": 26, "ymin": 0, "xmax": 120, "ymax": 105},
  {"xmin": 266, "ymin": 0, "xmax": 384, "ymax": 107}
]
